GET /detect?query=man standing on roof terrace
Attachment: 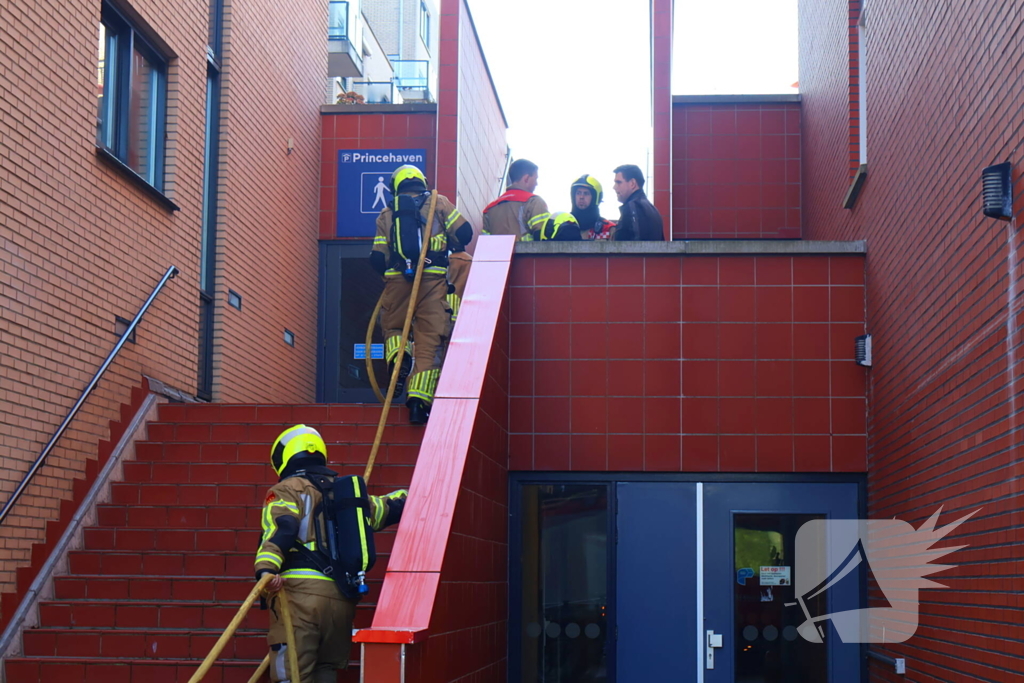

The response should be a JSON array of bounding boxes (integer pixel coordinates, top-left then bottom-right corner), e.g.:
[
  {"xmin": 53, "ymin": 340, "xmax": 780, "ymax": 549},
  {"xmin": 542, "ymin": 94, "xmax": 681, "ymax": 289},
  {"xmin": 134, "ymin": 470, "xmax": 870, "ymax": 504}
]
[
  {"xmin": 482, "ymin": 158, "xmax": 550, "ymax": 241},
  {"xmin": 612, "ymin": 164, "xmax": 664, "ymax": 241}
]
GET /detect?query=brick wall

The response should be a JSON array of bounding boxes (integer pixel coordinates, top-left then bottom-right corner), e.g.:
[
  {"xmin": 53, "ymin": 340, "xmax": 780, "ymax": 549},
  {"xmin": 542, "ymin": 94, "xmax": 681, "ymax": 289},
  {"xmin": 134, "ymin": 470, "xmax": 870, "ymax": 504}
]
[
  {"xmin": 0, "ymin": 0, "xmax": 324, "ymax": 596},
  {"xmin": 318, "ymin": 107, "xmax": 439, "ymax": 240},
  {"xmin": 673, "ymin": 99, "xmax": 802, "ymax": 240},
  {"xmin": 0, "ymin": 0, "xmax": 206, "ymax": 596},
  {"xmin": 455, "ymin": 0, "xmax": 508, "ymax": 240},
  {"xmin": 800, "ymin": 0, "xmax": 1024, "ymax": 678},
  {"xmin": 211, "ymin": 0, "xmax": 325, "ymax": 403},
  {"xmin": 508, "ymin": 254, "xmax": 867, "ymax": 472}
]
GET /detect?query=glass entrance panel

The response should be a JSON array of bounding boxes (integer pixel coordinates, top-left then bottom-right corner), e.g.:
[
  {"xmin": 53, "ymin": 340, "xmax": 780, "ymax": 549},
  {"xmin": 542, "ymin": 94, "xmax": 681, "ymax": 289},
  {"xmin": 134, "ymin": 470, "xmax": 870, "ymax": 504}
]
[
  {"xmin": 703, "ymin": 482, "xmax": 862, "ymax": 683},
  {"xmin": 517, "ymin": 484, "xmax": 609, "ymax": 683},
  {"xmin": 733, "ymin": 513, "xmax": 826, "ymax": 683}
]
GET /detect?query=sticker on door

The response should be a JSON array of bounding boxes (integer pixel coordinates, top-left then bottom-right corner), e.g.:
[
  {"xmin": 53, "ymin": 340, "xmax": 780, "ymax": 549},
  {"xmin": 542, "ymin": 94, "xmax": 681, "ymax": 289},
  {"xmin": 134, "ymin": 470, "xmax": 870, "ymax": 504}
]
[{"xmin": 759, "ymin": 565, "xmax": 791, "ymax": 585}]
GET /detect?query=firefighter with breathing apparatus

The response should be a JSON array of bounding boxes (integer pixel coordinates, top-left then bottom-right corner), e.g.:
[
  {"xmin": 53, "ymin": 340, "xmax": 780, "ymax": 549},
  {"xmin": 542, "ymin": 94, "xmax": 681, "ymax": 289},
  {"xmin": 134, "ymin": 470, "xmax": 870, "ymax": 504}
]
[
  {"xmin": 255, "ymin": 425, "xmax": 407, "ymax": 682},
  {"xmin": 370, "ymin": 165, "xmax": 473, "ymax": 424}
]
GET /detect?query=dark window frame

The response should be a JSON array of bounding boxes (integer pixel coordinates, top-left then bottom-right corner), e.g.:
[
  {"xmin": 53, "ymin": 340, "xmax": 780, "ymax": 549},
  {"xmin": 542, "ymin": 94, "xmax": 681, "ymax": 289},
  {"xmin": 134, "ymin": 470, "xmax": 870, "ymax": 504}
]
[{"xmin": 97, "ymin": 2, "xmax": 168, "ymax": 192}]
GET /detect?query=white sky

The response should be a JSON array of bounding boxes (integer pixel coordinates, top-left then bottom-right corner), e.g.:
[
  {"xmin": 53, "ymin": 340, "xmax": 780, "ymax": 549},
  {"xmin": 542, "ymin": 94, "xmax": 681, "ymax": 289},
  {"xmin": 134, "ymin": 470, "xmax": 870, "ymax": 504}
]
[{"xmin": 467, "ymin": 0, "xmax": 798, "ymax": 219}]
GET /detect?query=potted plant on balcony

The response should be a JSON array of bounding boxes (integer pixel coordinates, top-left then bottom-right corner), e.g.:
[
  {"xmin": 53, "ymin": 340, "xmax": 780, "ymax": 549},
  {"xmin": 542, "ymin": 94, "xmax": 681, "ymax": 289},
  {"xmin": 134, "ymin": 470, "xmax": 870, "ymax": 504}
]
[{"xmin": 337, "ymin": 90, "xmax": 365, "ymax": 105}]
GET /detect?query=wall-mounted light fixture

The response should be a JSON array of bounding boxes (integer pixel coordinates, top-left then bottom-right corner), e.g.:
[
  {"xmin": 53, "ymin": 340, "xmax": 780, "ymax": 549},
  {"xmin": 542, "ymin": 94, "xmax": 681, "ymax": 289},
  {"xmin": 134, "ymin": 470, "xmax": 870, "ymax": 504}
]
[
  {"xmin": 228, "ymin": 290, "xmax": 242, "ymax": 310},
  {"xmin": 283, "ymin": 329, "xmax": 295, "ymax": 347},
  {"xmin": 855, "ymin": 334, "xmax": 872, "ymax": 367},
  {"xmin": 982, "ymin": 162, "xmax": 1013, "ymax": 220}
]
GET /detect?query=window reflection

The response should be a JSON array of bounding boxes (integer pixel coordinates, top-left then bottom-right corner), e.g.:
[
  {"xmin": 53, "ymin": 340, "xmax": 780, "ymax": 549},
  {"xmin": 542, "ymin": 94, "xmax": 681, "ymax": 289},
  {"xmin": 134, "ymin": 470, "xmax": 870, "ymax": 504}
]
[
  {"xmin": 734, "ymin": 514, "xmax": 827, "ymax": 683},
  {"xmin": 520, "ymin": 484, "xmax": 609, "ymax": 682}
]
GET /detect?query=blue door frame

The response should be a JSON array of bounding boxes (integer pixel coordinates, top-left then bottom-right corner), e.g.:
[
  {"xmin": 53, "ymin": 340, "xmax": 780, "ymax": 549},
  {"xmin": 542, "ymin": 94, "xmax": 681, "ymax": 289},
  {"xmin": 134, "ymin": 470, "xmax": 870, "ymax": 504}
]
[{"xmin": 509, "ymin": 474, "xmax": 866, "ymax": 683}]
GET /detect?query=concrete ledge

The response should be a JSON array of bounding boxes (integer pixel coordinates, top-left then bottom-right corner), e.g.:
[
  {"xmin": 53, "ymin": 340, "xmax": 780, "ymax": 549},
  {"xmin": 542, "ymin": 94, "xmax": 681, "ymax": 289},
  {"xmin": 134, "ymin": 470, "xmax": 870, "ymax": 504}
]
[
  {"xmin": 320, "ymin": 103, "xmax": 438, "ymax": 114},
  {"xmin": 673, "ymin": 94, "xmax": 801, "ymax": 105},
  {"xmin": 515, "ymin": 240, "xmax": 866, "ymax": 255}
]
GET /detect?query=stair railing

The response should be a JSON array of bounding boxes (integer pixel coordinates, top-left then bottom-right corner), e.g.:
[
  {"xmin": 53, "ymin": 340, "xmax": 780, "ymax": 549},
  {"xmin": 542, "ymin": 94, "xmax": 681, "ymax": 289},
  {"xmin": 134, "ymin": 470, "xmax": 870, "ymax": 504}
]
[{"xmin": 0, "ymin": 265, "xmax": 180, "ymax": 527}]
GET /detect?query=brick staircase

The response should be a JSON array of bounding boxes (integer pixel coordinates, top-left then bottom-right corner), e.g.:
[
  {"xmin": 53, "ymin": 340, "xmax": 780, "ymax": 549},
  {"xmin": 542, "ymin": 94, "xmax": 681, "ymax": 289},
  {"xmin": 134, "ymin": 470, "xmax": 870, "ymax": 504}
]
[{"xmin": 4, "ymin": 402, "xmax": 423, "ymax": 683}]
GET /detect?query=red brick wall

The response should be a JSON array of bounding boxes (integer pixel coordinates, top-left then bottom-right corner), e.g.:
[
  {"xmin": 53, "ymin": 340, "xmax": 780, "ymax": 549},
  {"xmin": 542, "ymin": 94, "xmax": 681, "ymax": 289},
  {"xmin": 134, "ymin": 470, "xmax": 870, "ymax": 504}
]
[
  {"xmin": 846, "ymin": 0, "xmax": 863, "ymax": 178},
  {"xmin": 455, "ymin": 1, "xmax": 508, "ymax": 241},
  {"xmin": 0, "ymin": 0, "xmax": 205, "ymax": 595},
  {"xmin": 319, "ymin": 109, "xmax": 439, "ymax": 240},
  {"xmin": 800, "ymin": 0, "xmax": 1024, "ymax": 678},
  {"xmin": 0, "ymin": 0, "xmax": 324, "ymax": 595},
  {"xmin": 673, "ymin": 100, "xmax": 802, "ymax": 239},
  {"xmin": 211, "ymin": 0, "xmax": 325, "ymax": 402},
  {"xmin": 508, "ymin": 254, "xmax": 867, "ymax": 472}
]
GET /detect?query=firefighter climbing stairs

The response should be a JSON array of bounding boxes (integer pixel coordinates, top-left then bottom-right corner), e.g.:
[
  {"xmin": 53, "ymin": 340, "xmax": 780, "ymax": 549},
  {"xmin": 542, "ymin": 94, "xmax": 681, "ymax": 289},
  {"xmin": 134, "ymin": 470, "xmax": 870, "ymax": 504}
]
[{"xmin": 3, "ymin": 403, "xmax": 423, "ymax": 683}]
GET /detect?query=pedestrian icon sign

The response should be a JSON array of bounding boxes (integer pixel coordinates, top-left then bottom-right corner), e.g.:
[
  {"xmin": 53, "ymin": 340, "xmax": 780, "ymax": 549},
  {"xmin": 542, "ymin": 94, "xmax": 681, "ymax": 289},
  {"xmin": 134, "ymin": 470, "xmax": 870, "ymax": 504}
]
[
  {"xmin": 336, "ymin": 149, "xmax": 427, "ymax": 237},
  {"xmin": 361, "ymin": 174, "xmax": 393, "ymax": 213},
  {"xmin": 371, "ymin": 176, "xmax": 388, "ymax": 209}
]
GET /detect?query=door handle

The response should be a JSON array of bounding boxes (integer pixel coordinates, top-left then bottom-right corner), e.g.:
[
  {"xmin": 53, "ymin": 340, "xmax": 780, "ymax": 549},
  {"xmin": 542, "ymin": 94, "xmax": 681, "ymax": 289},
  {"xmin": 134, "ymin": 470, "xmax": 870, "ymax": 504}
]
[{"xmin": 706, "ymin": 630, "xmax": 723, "ymax": 669}]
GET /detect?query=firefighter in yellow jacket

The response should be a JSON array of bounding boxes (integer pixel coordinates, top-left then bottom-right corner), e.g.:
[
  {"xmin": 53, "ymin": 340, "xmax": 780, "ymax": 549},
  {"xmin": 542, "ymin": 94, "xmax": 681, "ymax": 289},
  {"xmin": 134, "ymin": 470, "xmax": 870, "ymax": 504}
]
[
  {"xmin": 255, "ymin": 425, "xmax": 407, "ymax": 683},
  {"xmin": 370, "ymin": 165, "xmax": 472, "ymax": 424}
]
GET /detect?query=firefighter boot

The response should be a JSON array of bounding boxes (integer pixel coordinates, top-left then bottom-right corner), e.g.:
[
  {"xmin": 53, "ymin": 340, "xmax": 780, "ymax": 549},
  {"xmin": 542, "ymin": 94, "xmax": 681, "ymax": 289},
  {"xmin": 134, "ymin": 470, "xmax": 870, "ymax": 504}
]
[
  {"xmin": 407, "ymin": 398, "xmax": 430, "ymax": 425},
  {"xmin": 391, "ymin": 355, "xmax": 413, "ymax": 396}
]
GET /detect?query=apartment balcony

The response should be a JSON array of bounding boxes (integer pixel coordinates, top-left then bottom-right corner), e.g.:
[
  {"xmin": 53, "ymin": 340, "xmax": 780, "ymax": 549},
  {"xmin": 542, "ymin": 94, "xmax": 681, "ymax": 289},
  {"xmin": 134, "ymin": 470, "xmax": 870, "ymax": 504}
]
[
  {"xmin": 328, "ymin": 0, "xmax": 364, "ymax": 78},
  {"xmin": 390, "ymin": 58, "xmax": 434, "ymax": 103}
]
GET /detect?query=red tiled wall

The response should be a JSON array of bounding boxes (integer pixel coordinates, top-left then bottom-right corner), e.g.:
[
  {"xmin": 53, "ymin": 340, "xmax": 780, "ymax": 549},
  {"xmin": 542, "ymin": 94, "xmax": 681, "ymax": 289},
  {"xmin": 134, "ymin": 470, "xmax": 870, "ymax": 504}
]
[
  {"xmin": 318, "ymin": 111, "xmax": 438, "ymax": 239},
  {"xmin": 456, "ymin": 1, "xmax": 508, "ymax": 242},
  {"xmin": 652, "ymin": 0, "xmax": 673, "ymax": 236},
  {"xmin": 508, "ymin": 255, "xmax": 867, "ymax": 472},
  {"xmin": 435, "ymin": 0, "xmax": 460, "ymax": 199},
  {"xmin": 800, "ymin": 0, "xmax": 1024, "ymax": 678},
  {"xmin": 673, "ymin": 102, "xmax": 802, "ymax": 240}
]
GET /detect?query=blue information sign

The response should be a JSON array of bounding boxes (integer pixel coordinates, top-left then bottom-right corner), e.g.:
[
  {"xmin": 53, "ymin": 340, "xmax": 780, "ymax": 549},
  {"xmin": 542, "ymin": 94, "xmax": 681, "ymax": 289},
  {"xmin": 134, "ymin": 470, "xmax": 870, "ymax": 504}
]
[{"xmin": 336, "ymin": 149, "xmax": 428, "ymax": 237}]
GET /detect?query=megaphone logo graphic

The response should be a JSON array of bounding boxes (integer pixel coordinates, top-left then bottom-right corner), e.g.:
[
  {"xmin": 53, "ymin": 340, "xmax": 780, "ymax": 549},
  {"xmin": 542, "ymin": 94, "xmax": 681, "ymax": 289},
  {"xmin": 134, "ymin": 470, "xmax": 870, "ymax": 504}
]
[{"xmin": 790, "ymin": 507, "xmax": 977, "ymax": 644}]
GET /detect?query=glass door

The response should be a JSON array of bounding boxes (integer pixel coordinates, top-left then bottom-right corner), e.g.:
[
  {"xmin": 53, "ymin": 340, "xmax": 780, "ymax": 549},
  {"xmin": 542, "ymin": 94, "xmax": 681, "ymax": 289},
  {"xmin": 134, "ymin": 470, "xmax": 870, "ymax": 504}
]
[
  {"xmin": 318, "ymin": 241, "xmax": 387, "ymax": 403},
  {"xmin": 702, "ymin": 483, "xmax": 862, "ymax": 683}
]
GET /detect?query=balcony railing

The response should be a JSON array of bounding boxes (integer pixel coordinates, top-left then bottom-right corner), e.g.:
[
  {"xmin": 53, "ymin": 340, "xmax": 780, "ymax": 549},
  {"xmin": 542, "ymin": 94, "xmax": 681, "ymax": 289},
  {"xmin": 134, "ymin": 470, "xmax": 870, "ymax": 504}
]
[
  {"xmin": 390, "ymin": 59, "xmax": 430, "ymax": 90},
  {"xmin": 328, "ymin": 0, "xmax": 348, "ymax": 40},
  {"xmin": 347, "ymin": 80, "xmax": 398, "ymax": 104}
]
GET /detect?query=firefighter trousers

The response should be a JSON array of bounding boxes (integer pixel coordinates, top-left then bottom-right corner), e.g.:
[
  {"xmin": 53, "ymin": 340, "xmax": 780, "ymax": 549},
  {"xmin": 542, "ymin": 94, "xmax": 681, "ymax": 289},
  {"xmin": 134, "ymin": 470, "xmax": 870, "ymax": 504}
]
[
  {"xmin": 380, "ymin": 274, "xmax": 452, "ymax": 405},
  {"xmin": 446, "ymin": 251, "xmax": 473, "ymax": 323},
  {"xmin": 267, "ymin": 585, "xmax": 356, "ymax": 683}
]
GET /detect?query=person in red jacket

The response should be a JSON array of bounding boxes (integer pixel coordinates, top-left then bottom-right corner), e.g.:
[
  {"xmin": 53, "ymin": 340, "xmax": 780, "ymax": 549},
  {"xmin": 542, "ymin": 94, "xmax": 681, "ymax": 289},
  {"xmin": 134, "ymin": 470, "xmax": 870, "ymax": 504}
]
[{"xmin": 482, "ymin": 159, "xmax": 550, "ymax": 240}]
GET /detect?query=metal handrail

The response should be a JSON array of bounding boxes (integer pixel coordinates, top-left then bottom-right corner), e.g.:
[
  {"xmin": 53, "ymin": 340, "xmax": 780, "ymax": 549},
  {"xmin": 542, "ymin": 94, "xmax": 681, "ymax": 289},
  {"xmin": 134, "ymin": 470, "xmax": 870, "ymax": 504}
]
[{"xmin": 0, "ymin": 265, "xmax": 180, "ymax": 527}]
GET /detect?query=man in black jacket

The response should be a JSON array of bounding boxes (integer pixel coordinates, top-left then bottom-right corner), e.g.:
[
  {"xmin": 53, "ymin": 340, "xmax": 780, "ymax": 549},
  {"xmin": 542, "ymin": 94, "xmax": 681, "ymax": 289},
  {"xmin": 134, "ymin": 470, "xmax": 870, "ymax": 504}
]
[{"xmin": 612, "ymin": 164, "xmax": 664, "ymax": 241}]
